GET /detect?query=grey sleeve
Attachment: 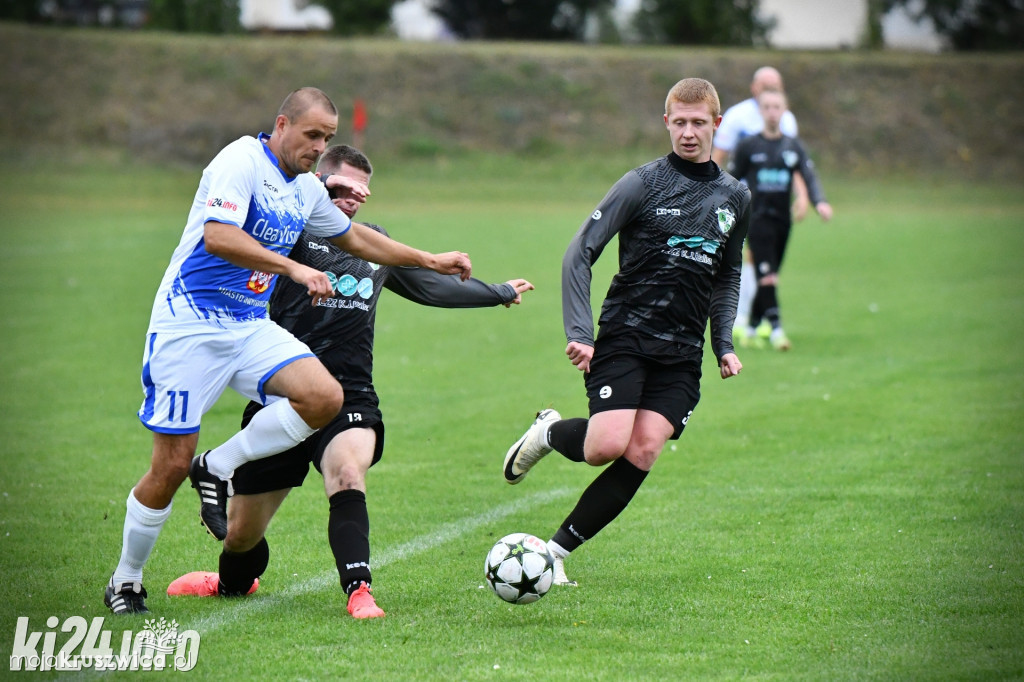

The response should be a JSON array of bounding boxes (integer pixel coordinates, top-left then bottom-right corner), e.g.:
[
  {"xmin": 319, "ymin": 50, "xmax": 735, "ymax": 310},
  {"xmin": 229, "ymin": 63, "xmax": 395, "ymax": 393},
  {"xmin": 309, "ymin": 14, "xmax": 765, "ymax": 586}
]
[
  {"xmin": 794, "ymin": 139, "xmax": 826, "ymax": 205},
  {"xmin": 562, "ymin": 172, "xmax": 645, "ymax": 346},
  {"xmin": 709, "ymin": 190, "xmax": 751, "ymax": 360},
  {"xmin": 384, "ymin": 267, "xmax": 516, "ymax": 308}
]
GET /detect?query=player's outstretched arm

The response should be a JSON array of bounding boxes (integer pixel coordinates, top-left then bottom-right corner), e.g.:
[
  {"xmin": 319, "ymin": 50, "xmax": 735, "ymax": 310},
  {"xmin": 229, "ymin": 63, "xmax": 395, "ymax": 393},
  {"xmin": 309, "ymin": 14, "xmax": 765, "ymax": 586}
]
[
  {"xmin": 329, "ymin": 222, "xmax": 471, "ymax": 280},
  {"xmin": 501, "ymin": 279, "xmax": 534, "ymax": 307},
  {"xmin": 385, "ymin": 267, "xmax": 531, "ymax": 309}
]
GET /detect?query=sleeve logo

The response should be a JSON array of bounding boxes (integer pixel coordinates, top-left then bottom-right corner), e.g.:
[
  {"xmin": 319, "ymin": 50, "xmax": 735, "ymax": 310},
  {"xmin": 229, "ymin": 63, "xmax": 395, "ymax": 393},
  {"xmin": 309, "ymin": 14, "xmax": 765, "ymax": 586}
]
[{"xmin": 206, "ymin": 197, "xmax": 239, "ymax": 212}]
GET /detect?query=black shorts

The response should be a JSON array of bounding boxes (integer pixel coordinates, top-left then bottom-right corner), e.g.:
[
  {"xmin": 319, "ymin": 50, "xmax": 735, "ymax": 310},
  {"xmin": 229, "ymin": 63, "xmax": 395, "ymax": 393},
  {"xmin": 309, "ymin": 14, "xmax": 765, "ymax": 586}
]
[
  {"xmin": 584, "ymin": 327, "xmax": 702, "ymax": 440},
  {"xmin": 232, "ymin": 391, "xmax": 385, "ymax": 495},
  {"xmin": 747, "ymin": 214, "xmax": 792, "ymax": 277}
]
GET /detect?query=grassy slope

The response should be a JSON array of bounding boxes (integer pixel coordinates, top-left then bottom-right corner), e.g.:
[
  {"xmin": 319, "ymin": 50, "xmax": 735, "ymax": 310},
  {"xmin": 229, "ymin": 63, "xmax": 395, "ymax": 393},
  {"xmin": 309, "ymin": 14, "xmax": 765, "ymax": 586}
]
[{"xmin": 1, "ymin": 22, "xmax": 1023, "ymax": 178}]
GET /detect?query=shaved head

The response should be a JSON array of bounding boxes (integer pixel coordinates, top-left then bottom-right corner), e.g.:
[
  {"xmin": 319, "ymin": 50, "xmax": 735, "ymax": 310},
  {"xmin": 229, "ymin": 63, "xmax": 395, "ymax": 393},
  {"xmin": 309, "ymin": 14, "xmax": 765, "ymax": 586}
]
[
  {"xmin": 277, "ymin": 87, "xmax": 338, "ymax": 122},
  {"xmin": 751, "ymin": 66, "xmax": 784, "ymax": 97}
]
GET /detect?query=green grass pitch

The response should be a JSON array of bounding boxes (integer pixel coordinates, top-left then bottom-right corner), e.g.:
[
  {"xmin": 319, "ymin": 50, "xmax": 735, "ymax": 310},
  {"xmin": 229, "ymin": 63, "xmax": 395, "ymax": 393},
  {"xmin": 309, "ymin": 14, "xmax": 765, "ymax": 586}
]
[{"xmin": 0, "ymin": 154, "xmax": 1021, "ymax": 680}]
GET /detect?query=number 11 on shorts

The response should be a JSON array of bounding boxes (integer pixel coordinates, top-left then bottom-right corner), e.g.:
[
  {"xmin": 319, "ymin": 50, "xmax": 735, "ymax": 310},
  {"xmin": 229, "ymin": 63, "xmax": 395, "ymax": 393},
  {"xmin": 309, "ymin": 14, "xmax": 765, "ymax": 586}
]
[{"xmin": 167, "ymin": 390, "xmax": 190, "ymax": 423}]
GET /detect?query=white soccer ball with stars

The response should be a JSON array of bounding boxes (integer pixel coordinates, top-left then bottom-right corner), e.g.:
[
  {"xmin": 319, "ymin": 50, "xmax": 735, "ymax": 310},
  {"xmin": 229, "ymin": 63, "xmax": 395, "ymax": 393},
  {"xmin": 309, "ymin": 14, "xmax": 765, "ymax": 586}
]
[{"xmin": 484, "ymin": 533, "xmax": 555, "ymax": 604}]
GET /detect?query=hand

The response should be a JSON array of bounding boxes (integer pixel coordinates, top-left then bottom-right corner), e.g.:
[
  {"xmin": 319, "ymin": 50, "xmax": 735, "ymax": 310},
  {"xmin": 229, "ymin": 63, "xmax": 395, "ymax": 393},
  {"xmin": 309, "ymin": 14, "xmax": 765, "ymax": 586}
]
[
  {"xmin": 429, "ymin": 251, "xmax": 472, "ymax": 281},
  {"xmin": 290, "ymin": 262, "xmax": 335, "ymax": 306},
  {"xmin": 792, "ymin": 195, "xmax": 809, "ymax": 222},
  {"xmin": 502, "ymin": 279, "xmax": 534, "ymax": 307},
  {"xmin": 719, "ymin": 353, "xmax": 742, "ymax": 379},
  {"xmin": 565, "ymin": 341, "xmax": 593, "ymax": 373},
  {"xmin": 323, "ymin": 174, "xmax": 370, "ymax": 203},
  {"xmin": 816, "ymin": 202, "xmax": 833, "ymax": 222}
]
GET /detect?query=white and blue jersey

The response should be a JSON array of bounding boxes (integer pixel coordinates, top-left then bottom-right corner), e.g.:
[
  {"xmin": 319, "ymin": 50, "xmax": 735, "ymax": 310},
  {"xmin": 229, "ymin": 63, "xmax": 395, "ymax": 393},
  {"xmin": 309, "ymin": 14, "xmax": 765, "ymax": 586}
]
[
  {"xmin": 713, "ymin": 98, "xmax": 798, "ymax": 155},
  {"xmin": 148, "ymin": 133, "xmax": 350, "ymax": 331}
]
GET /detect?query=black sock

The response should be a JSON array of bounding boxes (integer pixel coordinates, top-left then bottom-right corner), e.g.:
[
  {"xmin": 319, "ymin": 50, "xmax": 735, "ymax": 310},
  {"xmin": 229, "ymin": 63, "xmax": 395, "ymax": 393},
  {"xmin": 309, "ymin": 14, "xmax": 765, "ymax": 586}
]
[
  {"xmin": 550, "ymin": 457, "xmax": 649, "ymax": 552},
  {"xmin": 328, "ymin": 489, "xmax": 372, "ymax": 595},
  {"xmin": 547, "ymin": 418, "xmax": 588, "ymax": 462},
  {"xmin": 754, "ymin": 284, "xmax": 780, "ymax": 328},
  {"xmin": 218, "ymin": 537, "xmax": 268, "ymax": 596}
]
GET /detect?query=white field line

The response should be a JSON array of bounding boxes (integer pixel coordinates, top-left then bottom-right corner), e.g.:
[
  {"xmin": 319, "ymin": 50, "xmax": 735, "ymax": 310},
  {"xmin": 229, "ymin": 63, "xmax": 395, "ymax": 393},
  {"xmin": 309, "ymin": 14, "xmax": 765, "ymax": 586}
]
[{"xmin": 185, "ymin": 486, "xmax": 572, "ymax": 633}]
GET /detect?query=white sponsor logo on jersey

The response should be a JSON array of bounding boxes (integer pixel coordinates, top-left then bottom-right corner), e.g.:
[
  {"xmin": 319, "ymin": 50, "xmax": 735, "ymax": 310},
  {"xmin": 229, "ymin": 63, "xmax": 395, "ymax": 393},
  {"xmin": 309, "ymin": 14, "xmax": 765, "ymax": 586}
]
[{"xmin": 716, "ymin": 207, "xmax": 736, "ymax": 234}]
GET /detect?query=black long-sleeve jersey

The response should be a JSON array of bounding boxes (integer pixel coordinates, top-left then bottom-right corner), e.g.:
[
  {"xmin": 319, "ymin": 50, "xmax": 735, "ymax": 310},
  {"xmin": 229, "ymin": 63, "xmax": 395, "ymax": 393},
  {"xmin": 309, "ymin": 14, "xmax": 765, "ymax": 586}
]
[
  {"xmin": 728, "ymin": 133, "xmax": 826, "ymax": 224},
  {"xmin": 562, "ymin": 153, "xmax": 751, "ymax": 361},
  {"xmin": 270, "ymin": 224, "xmax": 516, "ymax": 394}
]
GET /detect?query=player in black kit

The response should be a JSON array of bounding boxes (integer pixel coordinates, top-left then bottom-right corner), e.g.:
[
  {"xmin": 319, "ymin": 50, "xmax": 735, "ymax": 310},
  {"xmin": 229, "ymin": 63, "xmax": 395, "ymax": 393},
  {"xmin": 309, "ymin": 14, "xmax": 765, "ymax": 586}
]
[
  {"xmin": 169, "ymin": 145, "xmax": 533, "ymax": 617},
  {"xmin": 502, "ymin": 78, "xmax": 751, "ymax": 586},
  {"xmin": 729, "ymin": 89, "xmax": 832, "ymax": 351}
]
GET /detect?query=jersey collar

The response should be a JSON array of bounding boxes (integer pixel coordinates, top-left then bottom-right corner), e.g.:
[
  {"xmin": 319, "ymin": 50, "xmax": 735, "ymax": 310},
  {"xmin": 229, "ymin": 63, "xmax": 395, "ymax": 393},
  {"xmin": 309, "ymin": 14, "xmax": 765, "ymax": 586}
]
[
  {"xmin": 667, "ymin": 152, "xmax": 717, "ymax": 181},
  {"xmin": 258, "ymin": 132, "xmax": 298, "ymax": 183}
]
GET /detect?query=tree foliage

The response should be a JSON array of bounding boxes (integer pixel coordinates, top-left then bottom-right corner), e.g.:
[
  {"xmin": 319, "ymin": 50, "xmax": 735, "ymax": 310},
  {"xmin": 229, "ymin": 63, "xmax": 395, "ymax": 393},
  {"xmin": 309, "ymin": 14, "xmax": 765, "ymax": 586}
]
[
  {"xmin": 317, "ymin": 0, "xmax": 397, "ymax": 36},
  {"xmin": 431, "ymin": 0, "xmax": 614, "ymax": 41},
  {"xmin": 630, "ymin": 0, "xmax": 772, "ymax": 46},
  {"xmin": 0, "ymin": 0, "xmax": 43, "ymax": 22},
  {"xmin": 886, "ymin": 0, "xmax": 1024, "ymax": 50},
  {"xmin": 148, "ymin": 0, "xmax": 240, "ymax": 33}
]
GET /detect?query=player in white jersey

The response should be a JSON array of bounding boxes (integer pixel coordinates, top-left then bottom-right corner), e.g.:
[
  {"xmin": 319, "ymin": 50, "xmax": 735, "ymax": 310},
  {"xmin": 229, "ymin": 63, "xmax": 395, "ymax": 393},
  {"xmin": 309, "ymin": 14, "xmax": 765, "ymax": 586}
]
[
  {"xmin": 105, "ymin": 87, "xmax": 472, "ymax": 615},
  {"xmin": 712, "ymin": 67, "xmax": 799, "ymax": 164},
  {"xmin": 712, "ymin": 67, "xmax": 808, "ymax": 339}
]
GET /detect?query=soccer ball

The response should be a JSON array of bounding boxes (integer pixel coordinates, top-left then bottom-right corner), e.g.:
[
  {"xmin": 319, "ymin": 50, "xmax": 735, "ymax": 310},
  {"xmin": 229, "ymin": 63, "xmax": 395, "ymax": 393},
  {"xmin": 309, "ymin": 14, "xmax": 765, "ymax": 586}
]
[{"xmin": 484, "ymin": 533, "xmax": 555, "ymax": 604}]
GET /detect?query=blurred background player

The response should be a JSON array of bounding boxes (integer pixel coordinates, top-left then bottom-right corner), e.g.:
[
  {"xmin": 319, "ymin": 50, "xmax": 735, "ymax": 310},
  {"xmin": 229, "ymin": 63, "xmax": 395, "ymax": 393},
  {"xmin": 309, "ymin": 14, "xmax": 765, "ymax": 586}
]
[
  {"xmin": 728, "ymin": 89, "xmax": 832, "ymax": 350},
  {"xmin": 502, "ymin": 79, "xmax": 748, "ymax": 586},
  {"xmin": 169, "ymin": 145, "xmax": 533, "ymax": 618},
  {"xmin": 712, "ymin": 66, "xmax": 810, "ymax": 343}
]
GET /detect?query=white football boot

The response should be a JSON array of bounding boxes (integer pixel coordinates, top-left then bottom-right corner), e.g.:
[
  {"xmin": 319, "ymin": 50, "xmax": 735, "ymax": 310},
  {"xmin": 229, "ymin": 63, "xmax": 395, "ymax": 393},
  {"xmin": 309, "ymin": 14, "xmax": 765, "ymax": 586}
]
[
  {"xmin": 503, "ymin": 409, "xmax": 560, "ymax": 485},
  {"xmin": 551, "ymin": 555, "xmax": 578, "ymax": 587}
]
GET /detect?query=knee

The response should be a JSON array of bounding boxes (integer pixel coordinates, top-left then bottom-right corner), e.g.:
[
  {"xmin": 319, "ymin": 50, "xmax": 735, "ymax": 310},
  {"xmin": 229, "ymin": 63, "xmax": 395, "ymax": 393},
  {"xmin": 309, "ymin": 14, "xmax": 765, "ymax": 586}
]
[
  {"xmin": 299, "ymin": 383, "xmax": 344, "ymax": 428},
  {"xmin": 223, "ymin": 528, "xmax": 263, "ymax": 554},
  {"xmin": 224, "ymin": 513, "xmax": 267, "ymax": 553},
  {"xmin": 624, "ymin": 440, "xmax": 663, "ymax": 471},
  {"xmin": 168, "ymin": 457, "xmax": 192, "ymax": 482},
  {"xmin": 319, "ymin": 383, "xmax": 345, "ymax": 420},
  {"xmin": 583, "ymin": 443, "xmax": 624, "ymax": 467},
  {"xmin": 323, "ymin": 461, "xmax": 366, "ymax": 497},
  {"xmin": 154, "ymin": 452, "xmax": 192, "ymax": 486}
]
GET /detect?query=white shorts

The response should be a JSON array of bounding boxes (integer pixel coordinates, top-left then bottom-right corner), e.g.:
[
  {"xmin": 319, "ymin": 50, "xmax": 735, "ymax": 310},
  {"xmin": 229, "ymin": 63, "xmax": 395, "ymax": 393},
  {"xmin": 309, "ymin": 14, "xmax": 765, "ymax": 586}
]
[{"xmin": 137, "ymin": 320, "xmax": 314, "ymax": 434}]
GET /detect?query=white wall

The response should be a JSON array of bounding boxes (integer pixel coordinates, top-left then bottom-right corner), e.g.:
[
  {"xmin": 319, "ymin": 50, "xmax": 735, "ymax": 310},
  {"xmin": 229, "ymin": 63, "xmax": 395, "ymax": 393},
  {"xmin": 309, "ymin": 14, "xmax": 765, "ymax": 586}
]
[{"xmin": 759, "ymin": 0, "xmax": 868, "ymax": 49}]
